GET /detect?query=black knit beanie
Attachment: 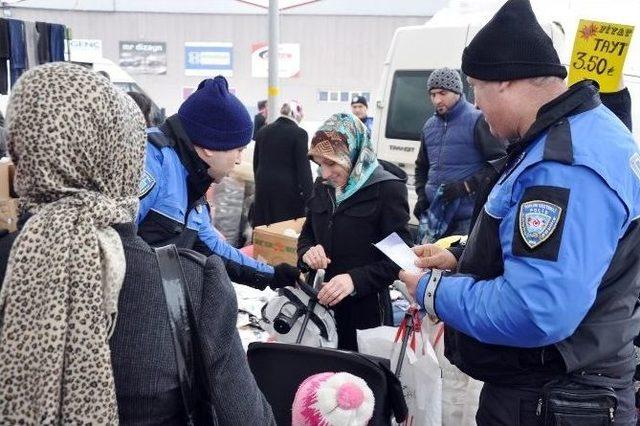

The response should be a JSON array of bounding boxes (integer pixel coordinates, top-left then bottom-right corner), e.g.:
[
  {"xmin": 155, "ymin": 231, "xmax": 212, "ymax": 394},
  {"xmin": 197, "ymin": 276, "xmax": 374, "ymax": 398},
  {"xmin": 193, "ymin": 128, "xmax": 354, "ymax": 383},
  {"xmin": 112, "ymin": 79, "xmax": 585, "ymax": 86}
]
[{"xmin": 462, "ymin": 0, "xmax": 567, "ymax": 81}]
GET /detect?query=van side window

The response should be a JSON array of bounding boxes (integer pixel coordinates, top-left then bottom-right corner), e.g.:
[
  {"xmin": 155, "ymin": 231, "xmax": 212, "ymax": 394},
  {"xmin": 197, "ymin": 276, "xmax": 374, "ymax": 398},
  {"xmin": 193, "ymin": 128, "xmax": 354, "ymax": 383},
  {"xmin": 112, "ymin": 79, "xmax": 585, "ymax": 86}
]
[{"xmin": 386, "ymin": 70, "xmax": 473, "ymax": 141}]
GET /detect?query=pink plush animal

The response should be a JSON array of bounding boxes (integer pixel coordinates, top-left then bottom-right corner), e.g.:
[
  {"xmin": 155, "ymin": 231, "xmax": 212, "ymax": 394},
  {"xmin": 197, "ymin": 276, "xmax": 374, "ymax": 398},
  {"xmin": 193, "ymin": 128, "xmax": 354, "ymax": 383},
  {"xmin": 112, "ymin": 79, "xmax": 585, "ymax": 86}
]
[{"xmin": 292, "ymin": 372, "xmax": 375, "ymax": 426}]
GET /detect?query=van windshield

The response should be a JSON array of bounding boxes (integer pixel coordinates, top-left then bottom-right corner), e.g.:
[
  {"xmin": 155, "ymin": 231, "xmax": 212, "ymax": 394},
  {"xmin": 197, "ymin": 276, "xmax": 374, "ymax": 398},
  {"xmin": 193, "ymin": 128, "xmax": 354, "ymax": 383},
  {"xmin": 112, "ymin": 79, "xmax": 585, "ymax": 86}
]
[{"xmin": 385, "ymin": 70, "xmax": 473, "ymax": 141}]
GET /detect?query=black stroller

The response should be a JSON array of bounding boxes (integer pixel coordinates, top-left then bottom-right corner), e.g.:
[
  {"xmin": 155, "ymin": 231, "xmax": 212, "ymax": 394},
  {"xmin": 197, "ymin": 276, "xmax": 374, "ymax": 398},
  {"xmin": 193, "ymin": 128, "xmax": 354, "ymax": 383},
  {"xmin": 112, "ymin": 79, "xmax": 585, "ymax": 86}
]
[{"xmin": 248, "ymin": 271, "xmax": 408, "ymax": 425}]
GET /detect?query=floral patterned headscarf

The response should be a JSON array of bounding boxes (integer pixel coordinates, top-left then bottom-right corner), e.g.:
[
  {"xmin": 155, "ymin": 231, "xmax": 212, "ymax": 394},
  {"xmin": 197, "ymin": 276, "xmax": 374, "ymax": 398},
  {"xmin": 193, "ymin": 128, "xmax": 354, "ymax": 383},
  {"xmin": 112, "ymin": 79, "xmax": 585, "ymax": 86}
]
[{"xmin": 309, "ymin": 113, "xmax": 378, "ymax": 204}]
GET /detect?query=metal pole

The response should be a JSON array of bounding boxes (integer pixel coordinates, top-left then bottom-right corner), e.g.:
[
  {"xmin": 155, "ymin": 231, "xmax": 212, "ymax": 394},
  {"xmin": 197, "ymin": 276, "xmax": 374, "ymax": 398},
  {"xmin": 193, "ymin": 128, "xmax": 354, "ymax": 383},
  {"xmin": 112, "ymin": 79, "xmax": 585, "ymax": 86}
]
[
  {"xmin": 267, "ymin": 0, "xmax": 280, "ymax": 124},
  {"xmin": 395, "ymin": 314, "xmax": 413, "ymax": 378}
]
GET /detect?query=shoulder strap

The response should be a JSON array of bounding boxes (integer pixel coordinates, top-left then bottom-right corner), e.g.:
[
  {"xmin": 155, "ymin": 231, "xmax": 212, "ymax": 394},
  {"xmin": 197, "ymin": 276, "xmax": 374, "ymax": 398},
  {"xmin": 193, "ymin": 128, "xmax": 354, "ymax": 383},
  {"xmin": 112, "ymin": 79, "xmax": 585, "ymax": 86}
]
[
  {"xmin": 543, "ymin": 119, "xmax": 574, "ymax": 165},
  {"xmin": 154, "ymin": 244, "xmax": 197, "ymax": 426}
]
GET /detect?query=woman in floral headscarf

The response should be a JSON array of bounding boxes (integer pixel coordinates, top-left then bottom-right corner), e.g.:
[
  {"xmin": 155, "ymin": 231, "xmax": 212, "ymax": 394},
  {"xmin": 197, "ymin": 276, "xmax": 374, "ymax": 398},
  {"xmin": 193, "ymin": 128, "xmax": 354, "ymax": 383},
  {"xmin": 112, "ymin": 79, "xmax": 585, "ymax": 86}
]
[{"xmin": 297, "ymin": 113, "xmax": 412, "ymax": 350}]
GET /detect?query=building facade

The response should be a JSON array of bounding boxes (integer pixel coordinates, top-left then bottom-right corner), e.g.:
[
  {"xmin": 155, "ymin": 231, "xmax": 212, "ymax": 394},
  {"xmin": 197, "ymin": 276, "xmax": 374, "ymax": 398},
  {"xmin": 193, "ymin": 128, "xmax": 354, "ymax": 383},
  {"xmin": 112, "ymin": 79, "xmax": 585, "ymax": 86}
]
[{"xmin": 7, "ymin": 1, "xmax": 442, "ymax": 121}]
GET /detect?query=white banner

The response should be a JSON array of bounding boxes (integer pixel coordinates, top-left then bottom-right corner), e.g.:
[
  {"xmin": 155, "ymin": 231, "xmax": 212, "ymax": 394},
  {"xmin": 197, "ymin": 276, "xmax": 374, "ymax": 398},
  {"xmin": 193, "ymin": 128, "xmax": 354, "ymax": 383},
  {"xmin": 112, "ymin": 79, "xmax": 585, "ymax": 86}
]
[
  {"xmin": 69, "ymin": 39, "xmax": 103, "ymax": 63},
  {"xmin": 251, "ymin": 42, "xmax": 300, "ymax": 78},
  {"xmin": 185, "ymin": 42, "xmax": 233, "ymax": 76}
]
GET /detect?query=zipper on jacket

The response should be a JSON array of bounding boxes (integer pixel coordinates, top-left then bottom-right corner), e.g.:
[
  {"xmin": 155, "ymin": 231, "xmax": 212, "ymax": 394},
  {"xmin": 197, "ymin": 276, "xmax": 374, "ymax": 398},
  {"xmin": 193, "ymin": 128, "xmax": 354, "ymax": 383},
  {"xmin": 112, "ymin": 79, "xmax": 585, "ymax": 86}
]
[
  {"xmin": 326, "ymin": 186, "xmax": 337, "ymax": 230},
  {"xmin": 435, "ymin": 118, "xmax": 448, "ymax": 171}
]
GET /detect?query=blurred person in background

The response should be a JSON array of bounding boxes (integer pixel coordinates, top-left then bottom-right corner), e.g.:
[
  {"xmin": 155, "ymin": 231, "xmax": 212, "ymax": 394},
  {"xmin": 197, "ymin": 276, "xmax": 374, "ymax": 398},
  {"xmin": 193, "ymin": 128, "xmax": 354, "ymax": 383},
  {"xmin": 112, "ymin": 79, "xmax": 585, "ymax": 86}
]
[
  {"xmin": 253, "ymin": 100, "xmax": 312, "ymax": 227},
  {"xmin": 350, "ymin": 95, "xmax": 373, "ymax": 134},
  {"xmin": 127, "ymin": 91, "xmax": 153, "ymax": 128},
  {"xmin": 253, "ymin": 99, "xmax": 268, "ymax": 139}
]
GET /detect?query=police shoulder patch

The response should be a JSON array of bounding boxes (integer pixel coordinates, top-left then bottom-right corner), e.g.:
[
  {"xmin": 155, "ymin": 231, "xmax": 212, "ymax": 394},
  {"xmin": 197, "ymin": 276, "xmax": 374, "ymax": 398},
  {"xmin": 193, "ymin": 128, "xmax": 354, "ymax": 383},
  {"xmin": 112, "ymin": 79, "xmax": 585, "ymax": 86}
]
[
  {"xmin": 518, "ymin": 200, "xmax": 562, "ymax": 249},
  {"xmin": 513, "ymin": 186, "xmax": 569, "ymax": 261},
  {"xmin": 138, "ymin": 170, "xmax": 156, "ymax": 199}
]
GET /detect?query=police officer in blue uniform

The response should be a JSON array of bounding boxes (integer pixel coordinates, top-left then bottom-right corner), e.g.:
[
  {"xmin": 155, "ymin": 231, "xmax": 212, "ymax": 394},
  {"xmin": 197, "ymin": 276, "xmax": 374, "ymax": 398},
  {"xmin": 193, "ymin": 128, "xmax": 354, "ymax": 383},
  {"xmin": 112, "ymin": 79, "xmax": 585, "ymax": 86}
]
[
  {"xmin": 399, "ymin": 1, "xmax": 640, "ymax": 424},
  {"xmin": 137, "ymin": 76, "xmax": 299, "ymax": 289},
  {"xmin": 350, "ymin": 96, "xmax": 373, "ymax": 134}
]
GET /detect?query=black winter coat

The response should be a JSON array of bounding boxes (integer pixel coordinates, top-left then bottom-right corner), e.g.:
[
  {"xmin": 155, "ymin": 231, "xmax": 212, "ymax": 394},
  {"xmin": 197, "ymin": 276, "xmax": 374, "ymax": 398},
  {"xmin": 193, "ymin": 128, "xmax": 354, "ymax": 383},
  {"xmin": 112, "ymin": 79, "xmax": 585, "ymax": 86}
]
[
  {"xmin": 0, "ymin": 223, "xmax": 275, "ymax": 425},
  {"xmin": 253, "ymin": 117, "xmax": 313, "ymax": 227},
  {"xmin": 297, "ymin": 163, "xmax": 412, "ymax": 350}
]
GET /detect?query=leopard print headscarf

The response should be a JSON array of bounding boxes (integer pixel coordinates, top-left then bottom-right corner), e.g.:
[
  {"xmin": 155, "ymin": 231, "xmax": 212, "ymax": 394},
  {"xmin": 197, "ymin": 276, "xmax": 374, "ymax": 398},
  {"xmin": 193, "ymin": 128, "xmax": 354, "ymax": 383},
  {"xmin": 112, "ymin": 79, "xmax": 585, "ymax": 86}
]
[{"xmin": 0, "ymin": 63, "xmax": 146, "ymax": 424}]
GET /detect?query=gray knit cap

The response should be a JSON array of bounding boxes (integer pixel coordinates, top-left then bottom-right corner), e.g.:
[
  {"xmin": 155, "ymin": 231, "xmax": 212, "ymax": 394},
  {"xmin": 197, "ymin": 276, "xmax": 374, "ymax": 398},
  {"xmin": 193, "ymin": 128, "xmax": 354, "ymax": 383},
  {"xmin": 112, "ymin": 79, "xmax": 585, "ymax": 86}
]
[{"xmin": 427, "ymin": 68, "xmax": 463, "ymax": 94}]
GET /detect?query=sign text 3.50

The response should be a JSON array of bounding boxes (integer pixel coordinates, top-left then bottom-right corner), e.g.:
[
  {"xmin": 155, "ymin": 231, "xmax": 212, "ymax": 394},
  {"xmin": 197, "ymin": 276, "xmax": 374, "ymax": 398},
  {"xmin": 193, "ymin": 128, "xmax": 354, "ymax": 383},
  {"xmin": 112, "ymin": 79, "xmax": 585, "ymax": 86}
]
[{"xmin": 572, "ymin": 52, "xmax": 614, "ymax": 76}]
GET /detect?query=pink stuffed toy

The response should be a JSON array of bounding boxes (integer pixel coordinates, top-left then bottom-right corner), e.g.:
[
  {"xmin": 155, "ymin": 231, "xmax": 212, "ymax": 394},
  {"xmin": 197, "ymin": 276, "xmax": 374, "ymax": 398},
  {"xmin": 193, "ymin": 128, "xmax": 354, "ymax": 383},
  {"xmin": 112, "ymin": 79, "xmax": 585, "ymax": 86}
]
[{"xmin": 292, "ymin": 372, "xmax": 375, "ymax": 426}]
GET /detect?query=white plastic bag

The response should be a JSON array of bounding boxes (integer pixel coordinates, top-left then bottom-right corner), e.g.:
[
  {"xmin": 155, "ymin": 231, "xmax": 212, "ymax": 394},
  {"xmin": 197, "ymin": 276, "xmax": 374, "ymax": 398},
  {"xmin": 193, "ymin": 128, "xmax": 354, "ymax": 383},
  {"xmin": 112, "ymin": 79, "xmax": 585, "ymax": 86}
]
[
  {"xmin": 358, "ymin": 322, "xmax": 442, "ymax": 426},
  {"xmin": 423, "ymin": 321, "xmax": 483, "ymax": 426}
]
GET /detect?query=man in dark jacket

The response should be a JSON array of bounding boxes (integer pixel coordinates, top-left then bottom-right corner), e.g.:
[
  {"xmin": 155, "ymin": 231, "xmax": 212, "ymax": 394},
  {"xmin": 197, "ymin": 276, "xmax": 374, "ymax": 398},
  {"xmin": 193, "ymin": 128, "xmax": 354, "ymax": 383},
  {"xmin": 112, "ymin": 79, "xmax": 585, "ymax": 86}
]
[
  {"xmin": 253, "ymin": 99, "xmax": 267, "ymax": 139},
  {"xmin": 137, "ymin": 76, "xmax": 299, "ymax": 290},
  {"xmin": 400, "ymin": 0, "xmax": 640, "ymax": 424},
  {"xmin": 253, "ymin": 100, "xmax": 312, "ymax": 226},
  {"xmin": 414, "ymin": 67, "xmax": 504, "ymax": 242}
]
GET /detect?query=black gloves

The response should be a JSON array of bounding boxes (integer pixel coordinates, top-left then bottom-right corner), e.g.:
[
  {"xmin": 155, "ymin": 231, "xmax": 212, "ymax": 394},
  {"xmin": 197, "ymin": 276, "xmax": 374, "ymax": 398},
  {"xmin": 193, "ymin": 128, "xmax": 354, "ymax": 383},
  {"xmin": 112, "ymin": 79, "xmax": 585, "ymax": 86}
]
[
  {"xmin": 270, "ymin": 263, "xmax": 301, "ymax": 289},
  {"xmin": 413, "ymin": 196, "xmax": 428, "ymax": 220},
  {"xmin": 442, "ymin": 182, "xmax": 470, "ymax": 203}
]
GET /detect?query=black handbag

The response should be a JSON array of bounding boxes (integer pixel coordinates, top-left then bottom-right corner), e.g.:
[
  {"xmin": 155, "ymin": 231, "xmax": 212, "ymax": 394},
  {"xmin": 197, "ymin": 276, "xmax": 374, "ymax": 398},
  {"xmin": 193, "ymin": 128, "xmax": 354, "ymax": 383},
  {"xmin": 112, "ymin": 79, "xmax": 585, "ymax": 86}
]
[
  {"xmin": 154, "ymin": 244, "xmax": 217, "ymax": 425},
  {"xmin": 537, "ymin": 378, "xmax": 617, "ymax": 426}
]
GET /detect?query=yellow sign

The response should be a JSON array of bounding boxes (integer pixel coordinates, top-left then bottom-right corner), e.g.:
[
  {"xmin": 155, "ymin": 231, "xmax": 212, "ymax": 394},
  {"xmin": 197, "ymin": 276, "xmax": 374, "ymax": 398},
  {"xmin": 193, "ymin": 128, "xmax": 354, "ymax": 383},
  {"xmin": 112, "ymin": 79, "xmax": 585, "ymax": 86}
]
[{"xmin": 568, "ymin": 20, "xmax": 634, "ymax": 93}]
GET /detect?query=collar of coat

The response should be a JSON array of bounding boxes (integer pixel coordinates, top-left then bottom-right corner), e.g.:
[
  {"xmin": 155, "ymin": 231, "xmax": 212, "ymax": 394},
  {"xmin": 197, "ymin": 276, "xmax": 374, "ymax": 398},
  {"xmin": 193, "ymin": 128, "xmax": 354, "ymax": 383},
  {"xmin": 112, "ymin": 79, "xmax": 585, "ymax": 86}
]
[
  {"xmin": 506, "ymin": 80, "xmax": 600, "ymax": 158},
  {"xmin": 316, "ymin": 164, "xmax": 402, "ymax": 213},
  {"xmin": 161, "ymin": 115, "xmax": 213, "ymax": 208}
]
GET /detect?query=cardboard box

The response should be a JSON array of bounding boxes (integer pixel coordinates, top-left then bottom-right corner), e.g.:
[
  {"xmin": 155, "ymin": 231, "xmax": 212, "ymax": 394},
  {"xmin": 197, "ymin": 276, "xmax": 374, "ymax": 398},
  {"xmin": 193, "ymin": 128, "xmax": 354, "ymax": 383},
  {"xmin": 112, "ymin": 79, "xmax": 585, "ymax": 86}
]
[
  {"xmin": 0, "ymin": 198, "xmax": 19, "ymax": 233},
  {"xmin": 0, "ymin": 159, "xmax": 16, "ymax": 199},
  {"xmin": 253, "ymin": 218, "xmax": 306, "ymax": 266}
]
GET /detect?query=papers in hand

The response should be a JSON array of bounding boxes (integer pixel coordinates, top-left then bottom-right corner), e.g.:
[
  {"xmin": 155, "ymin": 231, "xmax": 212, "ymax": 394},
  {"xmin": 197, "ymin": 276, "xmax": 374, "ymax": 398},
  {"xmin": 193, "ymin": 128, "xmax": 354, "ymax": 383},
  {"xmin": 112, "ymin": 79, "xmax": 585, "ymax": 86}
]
[{"xmin": 374, "ymin": 232, "xmax": 421, "ymax": 274}]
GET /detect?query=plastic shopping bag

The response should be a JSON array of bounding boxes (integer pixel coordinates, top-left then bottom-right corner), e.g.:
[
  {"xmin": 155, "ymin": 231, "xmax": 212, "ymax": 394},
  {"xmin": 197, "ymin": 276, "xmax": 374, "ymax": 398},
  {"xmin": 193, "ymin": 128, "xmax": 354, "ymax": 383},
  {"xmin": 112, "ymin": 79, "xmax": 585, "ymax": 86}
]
[
  {"xmin": 423, "ymin": 320, "xmax": 483, "ymax": 426},
  {"xmin": 358, "ymin": 319, "xmax": 442, "ymax": 426}
]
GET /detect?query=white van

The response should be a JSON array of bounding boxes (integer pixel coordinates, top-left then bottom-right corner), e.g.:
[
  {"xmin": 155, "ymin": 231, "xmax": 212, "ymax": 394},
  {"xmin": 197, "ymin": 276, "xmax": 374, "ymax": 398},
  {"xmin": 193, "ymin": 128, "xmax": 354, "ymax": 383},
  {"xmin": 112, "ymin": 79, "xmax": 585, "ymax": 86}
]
[
  {"xmin": 0, "ymin": 57, "xmax": 165, "ymax": 125},
  {"xmin": 373, "ymin": 21, "xmax": 639, "ymax": 224}
]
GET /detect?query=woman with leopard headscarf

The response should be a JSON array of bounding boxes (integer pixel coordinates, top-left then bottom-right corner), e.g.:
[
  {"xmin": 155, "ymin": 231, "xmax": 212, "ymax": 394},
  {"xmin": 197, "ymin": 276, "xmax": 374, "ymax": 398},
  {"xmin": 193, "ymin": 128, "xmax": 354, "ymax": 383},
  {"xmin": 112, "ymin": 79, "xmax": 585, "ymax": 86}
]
[{"xmin": 0, "ymin": 63, "xmax": 274, "ymax": 425}]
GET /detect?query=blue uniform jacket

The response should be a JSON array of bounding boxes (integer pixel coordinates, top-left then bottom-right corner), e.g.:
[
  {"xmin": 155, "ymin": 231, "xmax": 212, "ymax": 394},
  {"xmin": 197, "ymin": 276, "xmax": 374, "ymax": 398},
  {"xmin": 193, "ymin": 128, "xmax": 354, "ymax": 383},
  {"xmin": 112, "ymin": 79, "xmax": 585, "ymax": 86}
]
[
  {"xmin": 417, "ymin": 101, "xmax": 640, "ymax": 349},
  {"xmin": 137, "ymin": 127, "xmax": 274, "ymax": 279}
]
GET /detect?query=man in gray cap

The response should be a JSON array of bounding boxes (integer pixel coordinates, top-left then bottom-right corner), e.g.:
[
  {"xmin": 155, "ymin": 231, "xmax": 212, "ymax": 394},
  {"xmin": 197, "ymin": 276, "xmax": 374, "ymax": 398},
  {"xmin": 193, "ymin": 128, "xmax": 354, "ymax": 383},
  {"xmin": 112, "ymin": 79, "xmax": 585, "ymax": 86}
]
[
  {"xmin": 414, "ymin": 67, "xmax": 504, "ymax": 242},
  {"xmin": 401, "ymin": 0, "xmax": 640, "ymax": 424}
]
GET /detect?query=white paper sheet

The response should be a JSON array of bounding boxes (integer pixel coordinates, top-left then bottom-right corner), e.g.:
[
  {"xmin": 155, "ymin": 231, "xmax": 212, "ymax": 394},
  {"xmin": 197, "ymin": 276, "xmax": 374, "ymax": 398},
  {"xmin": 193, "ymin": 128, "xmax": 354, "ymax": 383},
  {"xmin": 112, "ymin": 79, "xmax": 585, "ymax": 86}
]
[{"xmin": 374, "ymin": 232, "xmax": 422, "ymax": 273}]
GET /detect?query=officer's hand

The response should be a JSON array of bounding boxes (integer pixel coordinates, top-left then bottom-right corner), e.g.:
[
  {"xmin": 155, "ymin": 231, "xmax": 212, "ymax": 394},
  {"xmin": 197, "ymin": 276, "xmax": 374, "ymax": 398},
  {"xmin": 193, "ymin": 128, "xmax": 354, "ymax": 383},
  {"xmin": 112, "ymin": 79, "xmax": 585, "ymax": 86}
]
[
  {"xmin": 317, "ymin": 273, "xmax": 354, "ymax": 306},
  {"xmin": 442, "ymin": 182, "xmax": 464, "ymax": 203},
  {"xmin": 413, "ymin": 244, "xmax": 457, "ymax": 271},
  {"xmin": 413, "ymin": 197, "xmax": 428, "ymax": 220},
  {"xmin": 271, "ymin": 263, "xmax": 301, "ymax": 289},
  {"xmin": 302, "ymin": 244, "xmax": 331, "ymax": 270},
  {"xmin": 398, "ymin": 270, "xmax": 425, "ymax": 300}
]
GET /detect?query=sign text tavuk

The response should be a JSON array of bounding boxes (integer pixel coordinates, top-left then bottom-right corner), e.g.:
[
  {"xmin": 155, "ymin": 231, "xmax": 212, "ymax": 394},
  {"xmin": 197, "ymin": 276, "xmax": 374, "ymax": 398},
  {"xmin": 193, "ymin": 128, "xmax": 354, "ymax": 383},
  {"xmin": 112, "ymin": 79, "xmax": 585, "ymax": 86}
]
[{"xmin": 568, "ymin": 20, "xmax": 634, "ymax": 93}]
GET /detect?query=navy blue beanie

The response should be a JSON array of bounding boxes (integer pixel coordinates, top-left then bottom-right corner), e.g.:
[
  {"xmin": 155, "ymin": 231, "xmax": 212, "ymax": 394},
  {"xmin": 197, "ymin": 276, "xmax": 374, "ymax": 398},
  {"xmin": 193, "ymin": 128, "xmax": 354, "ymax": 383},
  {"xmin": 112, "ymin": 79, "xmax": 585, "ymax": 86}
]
[{"xmin": 178, "ymin": 76, "xmax": 253, "ymax": 150}]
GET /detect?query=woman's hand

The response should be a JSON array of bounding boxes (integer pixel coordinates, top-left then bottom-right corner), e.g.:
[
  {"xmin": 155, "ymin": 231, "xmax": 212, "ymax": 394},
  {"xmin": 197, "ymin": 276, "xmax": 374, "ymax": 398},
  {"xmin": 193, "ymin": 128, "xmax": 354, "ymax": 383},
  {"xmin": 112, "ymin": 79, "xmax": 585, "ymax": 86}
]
[
  {"xmin": 302, "ymin": 244, "xmax": 331, "ymax": 270},
  {"xmin": 413, "ymin": 244, "xmax": 458, "ymax": 271},
  {"xmin": 317, "ymin": 274, "xmax": 354, "ymax": 306}
]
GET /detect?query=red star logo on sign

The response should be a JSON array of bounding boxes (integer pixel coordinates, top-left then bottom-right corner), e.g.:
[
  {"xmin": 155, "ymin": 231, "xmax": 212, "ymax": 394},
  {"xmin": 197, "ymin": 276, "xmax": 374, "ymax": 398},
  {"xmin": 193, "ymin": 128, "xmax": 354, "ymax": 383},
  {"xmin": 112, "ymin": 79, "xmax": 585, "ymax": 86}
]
[{"xmin": 579, "ymin": 23, "xmax": 599, "ymax": 40}]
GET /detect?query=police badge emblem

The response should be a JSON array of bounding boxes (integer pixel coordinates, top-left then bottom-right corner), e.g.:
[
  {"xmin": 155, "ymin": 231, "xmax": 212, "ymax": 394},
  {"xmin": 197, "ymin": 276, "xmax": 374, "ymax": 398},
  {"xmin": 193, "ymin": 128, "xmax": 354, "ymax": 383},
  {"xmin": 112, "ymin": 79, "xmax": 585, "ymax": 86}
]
[
  {"xmin": 519, "ymin": 200, "xmax": 562, "ymax": 249},
  {"xmin": 138, "ymin": 170, "xmax": 156, "ymax": 198}
]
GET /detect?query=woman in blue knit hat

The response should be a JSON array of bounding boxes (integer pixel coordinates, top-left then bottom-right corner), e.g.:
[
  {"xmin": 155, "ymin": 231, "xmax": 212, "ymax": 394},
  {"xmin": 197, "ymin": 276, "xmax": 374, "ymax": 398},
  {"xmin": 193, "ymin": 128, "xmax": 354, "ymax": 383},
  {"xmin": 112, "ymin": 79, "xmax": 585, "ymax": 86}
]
[{"xmin": 137, "ymin": 75, "xmax": 300, "ymax": 289}]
